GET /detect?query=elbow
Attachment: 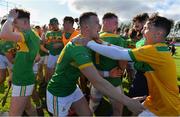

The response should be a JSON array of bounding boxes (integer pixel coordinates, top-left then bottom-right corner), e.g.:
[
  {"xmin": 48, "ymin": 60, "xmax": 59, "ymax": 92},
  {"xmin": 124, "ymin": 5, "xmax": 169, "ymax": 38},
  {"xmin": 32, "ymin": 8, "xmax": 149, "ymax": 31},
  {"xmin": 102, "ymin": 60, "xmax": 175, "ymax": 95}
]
[{"xmin": 0, "ymin": 32, "xmax": 7, "ymax": 40}]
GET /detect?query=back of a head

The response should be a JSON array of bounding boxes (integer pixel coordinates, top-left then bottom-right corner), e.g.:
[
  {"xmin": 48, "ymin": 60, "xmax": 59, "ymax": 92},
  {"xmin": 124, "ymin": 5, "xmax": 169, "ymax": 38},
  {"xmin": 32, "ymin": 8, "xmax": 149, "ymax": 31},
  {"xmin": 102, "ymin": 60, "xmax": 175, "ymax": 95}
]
[
  {"xmin": 133, "ymin": 13, "xmax": 149, "ymax": 23},
  {"xmin": 15, "ymin": 8, "xmax": 30, "ymax": 20},
  {"xmin": 63, "ymin": 16, "xmax": 74, "ymax": 25},
  {"xmin": 148, "ymin": 14, "xmax": 174, "ymax": 37},
  {"xmin": 102, "ymin": 12, "xmax": 118, "ymax": 20},
  {"xmin": 79, "ymin": 12, "xmax": 97, "ymax": 27}
]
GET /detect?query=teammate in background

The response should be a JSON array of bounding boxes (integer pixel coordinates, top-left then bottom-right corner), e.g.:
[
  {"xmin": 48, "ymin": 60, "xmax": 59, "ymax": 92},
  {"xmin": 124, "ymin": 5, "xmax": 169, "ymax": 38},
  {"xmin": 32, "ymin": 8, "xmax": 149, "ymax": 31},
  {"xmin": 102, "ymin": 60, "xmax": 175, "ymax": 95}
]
[
  {"xmin": 45, "ymin": 18, "xmax": 63, "ymax": 82},
  {"xmin": 122, "ymin": 27, "xmax": 129, "ymax": 40},
  {"xmin": 46, "ymin": 12, "xmax": 145, "ymax": 117},
  {"xmin": 62, "ymin": 16, "xmax": 79, "ymax": 46},
  {"xmin": 0, "ymin": 8, "xmax": 40, "ymax": 116},
  {"xmin": 89, "ymin": 12, "xmax": 127, "ymax": 116},
  {"xmin": 128, "ymin": 13, "xmax": 149, "ymax": 98},
  {"xmin": 84, "ymin": 14, "xmax": 180, "ymax": 116}
]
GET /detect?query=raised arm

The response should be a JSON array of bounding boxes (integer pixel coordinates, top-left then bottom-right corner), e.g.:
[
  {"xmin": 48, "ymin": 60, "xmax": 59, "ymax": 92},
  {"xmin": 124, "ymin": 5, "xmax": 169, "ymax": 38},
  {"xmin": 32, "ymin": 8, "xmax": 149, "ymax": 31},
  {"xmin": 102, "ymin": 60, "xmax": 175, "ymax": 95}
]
[
  {"xmin": 87, "ymin": 41, "xmax": 132, "ymax": 61},
  {"xmin": 80, "ymin": 65, "xmax": 145, "ymax": 115},
  {"xmin": 0, "ymin": 9, "xmax": 24, "ymax": 42}
]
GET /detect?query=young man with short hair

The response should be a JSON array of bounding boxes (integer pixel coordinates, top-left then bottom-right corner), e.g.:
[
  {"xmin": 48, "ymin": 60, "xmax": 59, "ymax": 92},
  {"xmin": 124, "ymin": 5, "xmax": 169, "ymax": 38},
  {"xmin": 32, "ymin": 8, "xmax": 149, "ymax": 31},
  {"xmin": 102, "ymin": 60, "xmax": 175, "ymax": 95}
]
[
  {"xmin": 45, "ymin": 18, "xmax": 63, "ymax": 82},
  {"xmin": 89, "ymin": 12, "xmax": 127, "ymax": 116},
  {"xmin": 46, "ymin": 12, "xmax": 144, "ymax": 117},
  {"xmin": 62, "ymin": 16, "xmax": 79, "ymax": 46},
  {"xmin": 84, "ymin": 14, "xmax": 180, "ymax": 116},
  {"xmin": 0, "ymin": 8, "xmax": 40, "ymax": 116}
]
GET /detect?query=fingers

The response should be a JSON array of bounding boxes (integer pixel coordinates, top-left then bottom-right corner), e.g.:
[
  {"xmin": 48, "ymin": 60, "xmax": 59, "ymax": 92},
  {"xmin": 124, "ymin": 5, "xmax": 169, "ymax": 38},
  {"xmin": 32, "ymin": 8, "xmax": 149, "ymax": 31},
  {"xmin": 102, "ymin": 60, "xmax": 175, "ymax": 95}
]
[
  {"xmin": 8, "ymin": 9, "xmax": 19, "ymax": 19},
  {"xmin": 133, "ymin": 95, "xmax": 147, "ymax": 102},
  {"xmin": 110, "ymin": 67, "xmax": 123, "ymax": 78}
]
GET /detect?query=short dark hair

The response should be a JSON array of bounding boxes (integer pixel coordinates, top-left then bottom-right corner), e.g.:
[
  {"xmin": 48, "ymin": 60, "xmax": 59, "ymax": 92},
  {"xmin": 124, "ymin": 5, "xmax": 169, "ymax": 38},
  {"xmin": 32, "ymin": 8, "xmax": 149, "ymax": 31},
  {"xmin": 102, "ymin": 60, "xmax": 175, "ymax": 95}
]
[
  {"xmin": 133, "ymin": 13, "xmax": 149, "ymax": 23},
  {"xmin": 148, "ymin": 13, "xmax": 174, "ymax": 37},
  {"xmin": 103, "ymin": 12, "xmax": 118, "ymax": 20},
  {"xmin": 15, "ymin": 8, "xmax": 30, "ymax": 20},
  {"xmin": 116, "ymin": 27, "xmax": 121, "ymax": 32},
  {"xmin": 79, "ymin": 12, "xmax": 97, "ymax": 27},
  {"xmin": 129, "ymin": 28, "xmax": 137, "ymax": 39},
  {"xmin": 63, "ymin": 16, "xmax": 74, "ymax": 25}
]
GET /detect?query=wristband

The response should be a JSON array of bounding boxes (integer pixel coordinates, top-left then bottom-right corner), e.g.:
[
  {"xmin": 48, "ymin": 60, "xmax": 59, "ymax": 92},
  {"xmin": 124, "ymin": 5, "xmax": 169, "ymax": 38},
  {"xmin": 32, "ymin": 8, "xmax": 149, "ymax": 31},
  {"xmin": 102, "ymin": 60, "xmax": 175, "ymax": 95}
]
[{"xmin": 103, "ymin": 71, "xmax": 109, "ymax": 77}]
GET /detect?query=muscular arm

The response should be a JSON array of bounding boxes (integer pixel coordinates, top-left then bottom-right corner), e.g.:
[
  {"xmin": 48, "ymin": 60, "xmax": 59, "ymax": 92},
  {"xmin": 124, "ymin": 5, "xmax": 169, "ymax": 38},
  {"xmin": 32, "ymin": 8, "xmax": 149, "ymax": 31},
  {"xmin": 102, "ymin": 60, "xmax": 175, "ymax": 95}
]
[
  {"xmin": 87, "ymin": 41, "xmax": 132, "ymax": 61},
  {"xmin": 80, "ymin": 65, "xmax": 145, "ymax": 115},
  {"xmin": 0, "ymin": 19, "xmax": 23, "ymax": 42}
]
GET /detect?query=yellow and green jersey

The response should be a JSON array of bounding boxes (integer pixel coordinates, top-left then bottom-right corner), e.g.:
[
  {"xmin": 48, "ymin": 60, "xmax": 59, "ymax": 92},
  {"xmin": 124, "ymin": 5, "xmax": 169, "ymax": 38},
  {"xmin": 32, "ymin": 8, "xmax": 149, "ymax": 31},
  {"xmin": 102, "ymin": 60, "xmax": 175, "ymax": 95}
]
[
  {"xmin": 62, "ymin": 30, "xmax": 79, "ymax": 46},
  {"xmin": 129, "ymin": 43, "xmax": 180, "ymax": 116},
  {"xmin": 135, "ymin": 38, "xmax": 145, "ymax": 48},
  {"xmin": 12, "ymin": 29, "xmax": 40, "ymax": 86},
  {"xmin": 45, "ymin": 30, "xmax": 63, "ymax": 56},
  {"xmin": 47, "ymin": 41, "xmax": 93, "ymax": 97},
  {"xmin": 0, "ymin": 41, "xmax": 16, "ymax": 55},
  {"xmin": 93, "ymin": 32, "xmax": 126, "ymax": 86},
  {"xmin": 126, "ymin": 38, "xmax": 136, "ymax": 49}
]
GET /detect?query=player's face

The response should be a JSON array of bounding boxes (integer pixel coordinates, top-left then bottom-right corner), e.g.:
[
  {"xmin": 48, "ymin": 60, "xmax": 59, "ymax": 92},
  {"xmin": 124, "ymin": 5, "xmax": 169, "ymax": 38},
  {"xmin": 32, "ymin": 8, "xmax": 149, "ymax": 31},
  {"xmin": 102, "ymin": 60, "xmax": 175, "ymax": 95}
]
[
  {"xmin": 88, "ymin": 16, "xmax": 100, "ymax": 39},
  {"xmin": 63, "ymin": 21, "xmax": 73, "ymax": 32},
  {"xmin": 51, "ymin": 23, "xmax": 59, "ymax": 31},
  {"xmin": 13, "ymin": 19, "xmax": 26, "ymax": 30},
  {"xmin": 142, "ymin": 21, "xmax": 157, "ymax": 44},
  {"xmin": 103, "ymin": 17, "xmax": 118, "ymax": 33},
  {"xmin": 133, "ymin": 21, "xmax": 143, "ymax": 32},
  {"xmin": 109, "ymin": 17, "xmax": 118, "ymax": 32}
]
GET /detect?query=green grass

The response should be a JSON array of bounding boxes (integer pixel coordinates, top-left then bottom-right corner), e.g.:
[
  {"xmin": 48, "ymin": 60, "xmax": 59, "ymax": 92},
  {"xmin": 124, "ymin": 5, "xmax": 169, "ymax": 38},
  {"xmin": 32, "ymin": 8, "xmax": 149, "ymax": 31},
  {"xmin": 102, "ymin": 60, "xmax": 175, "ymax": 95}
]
[
  {"xmin": 0, "ymin": 46, "xmax": 180, "ymax": 116},
  {"xmin": 174, "ymin": 46, "xmax": 180, "ymax": 86}
]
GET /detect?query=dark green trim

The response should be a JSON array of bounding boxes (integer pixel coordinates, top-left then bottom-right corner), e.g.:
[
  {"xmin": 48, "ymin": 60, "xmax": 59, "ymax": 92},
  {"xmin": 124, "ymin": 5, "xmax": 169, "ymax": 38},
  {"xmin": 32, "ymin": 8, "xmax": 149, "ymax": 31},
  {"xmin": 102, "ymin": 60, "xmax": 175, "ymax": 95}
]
[
  {"xmin": 156, "ymin": 46, "xmax": 169, "ymax": 52},
  {"xmin": 134, "ymin": 61, "xmax": 154, "ymax": 72},
  {"xmin": 128, "ymin": 49, "xmax": 136, "ymax": 61}
]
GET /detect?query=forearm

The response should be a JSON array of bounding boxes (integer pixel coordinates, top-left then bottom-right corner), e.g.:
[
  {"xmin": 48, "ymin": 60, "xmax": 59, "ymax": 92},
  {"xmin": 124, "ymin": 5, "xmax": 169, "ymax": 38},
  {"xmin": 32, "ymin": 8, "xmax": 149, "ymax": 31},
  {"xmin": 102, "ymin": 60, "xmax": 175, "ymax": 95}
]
[
  {"xmin": 98, "ymin": 70, "xmax": 109, "ymax": 77},
  {"xmin": 0, "ymin": 18, "xmax": 14, "ymax": 40},
  {"xmin": 40, "ymin": 45, "xmax": 49, "ymax": 53},
  {"xmin": 92, "ymin": 74, "xmax": 131, "ymax": 105},
  {"xmin": 87, "ymin": 41, "xmax": 132, "ymax": 61}
]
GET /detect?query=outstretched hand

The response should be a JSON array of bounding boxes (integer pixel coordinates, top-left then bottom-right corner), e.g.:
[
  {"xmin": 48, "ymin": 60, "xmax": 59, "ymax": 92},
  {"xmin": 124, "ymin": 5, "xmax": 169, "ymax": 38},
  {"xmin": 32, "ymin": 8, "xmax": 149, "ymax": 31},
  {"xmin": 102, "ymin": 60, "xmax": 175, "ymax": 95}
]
[
  {"xmin": 126, "ymin": 96, "xmax": 146, "ymax": 115},
  {"xmin": 8, "ymin": 9, "xmax": 18, "ymax": 19},
  {"xmin": 109, "ymin": 67, "xmax": 123, "ymax": 78}
]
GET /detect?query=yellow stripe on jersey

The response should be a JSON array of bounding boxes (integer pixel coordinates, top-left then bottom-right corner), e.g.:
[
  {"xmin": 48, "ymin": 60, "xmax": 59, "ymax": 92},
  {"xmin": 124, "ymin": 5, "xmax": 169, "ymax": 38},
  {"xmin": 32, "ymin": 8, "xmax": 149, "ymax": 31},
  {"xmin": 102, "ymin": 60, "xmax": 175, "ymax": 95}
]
[
  {"xmin": 79, "ymin": 62, "xmax": 93, "ymax": 70},
  {"xmin": 19, "ymin": 32, "xmax": 25, "ymax": 42},
  {"xmin": 17, "ymin": 32, "xmax": 29, "ymax": 52},
  {"xmin": 57, "ymin": 48, "xmax": 65, "ymax": 64},
  {"xmin": 100, "ymin": 32, "xmax": 119, "ymax": 38}
]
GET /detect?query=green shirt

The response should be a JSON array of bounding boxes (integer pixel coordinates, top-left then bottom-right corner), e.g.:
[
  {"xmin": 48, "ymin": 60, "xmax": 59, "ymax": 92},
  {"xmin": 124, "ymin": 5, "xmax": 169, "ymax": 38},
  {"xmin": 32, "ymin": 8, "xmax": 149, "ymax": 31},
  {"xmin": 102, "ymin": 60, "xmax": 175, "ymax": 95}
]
[
  {"xmin": 93, "ymin": 32, "xmax": 126, "ymax": 86},
  {"xmin": 39, "ymin": 40, "xmax": 49, "ymax": 56},
  {"xmin": 136, "ymin": 38, "xmax": 145, "ymax": 48},
  {"xmin": 12, "ymin": 29, "xmax": 40, "ymax": 86},
  {"xmin": 45, "ymin": 31, "xmax": 63, "ymax": 55},
  {"xmin": 1, "ymin": 41, "xmax": 16, "ymax": 54},
  {"xmin": 126, "ymin": 38, "xmax": 137, "ymax": 49},
  {"xmin": 47, "ymin": 41, "xmax": 93, "ymax": 97}
]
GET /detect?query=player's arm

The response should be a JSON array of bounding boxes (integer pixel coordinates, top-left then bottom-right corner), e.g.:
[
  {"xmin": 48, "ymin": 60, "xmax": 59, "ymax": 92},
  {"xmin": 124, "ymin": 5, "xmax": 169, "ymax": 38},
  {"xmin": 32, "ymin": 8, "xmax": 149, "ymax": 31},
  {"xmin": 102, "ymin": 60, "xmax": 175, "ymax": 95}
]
[
  {"xmin": 80, "ymin": 65, "xmax": 145, "ymax": 115},
  {"xmin": 87, "ymin": 40, "xmax": 132, "ymax": 61},
  {"xmin": 98, "ymin": 67, "xmax": 123, "ymax": 78},
  {"xmin": 0, "ymin": 9, "xmax": 24, "ymax": 42}
]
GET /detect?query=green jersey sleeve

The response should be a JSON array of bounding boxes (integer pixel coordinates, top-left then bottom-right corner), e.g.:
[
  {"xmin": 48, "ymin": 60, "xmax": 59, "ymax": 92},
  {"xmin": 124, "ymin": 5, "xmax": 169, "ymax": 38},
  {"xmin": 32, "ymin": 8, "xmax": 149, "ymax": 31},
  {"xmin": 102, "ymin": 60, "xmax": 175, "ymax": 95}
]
[{"xmin": 72, "ymin": 47, "xmax": 93, "ymax": 70}]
